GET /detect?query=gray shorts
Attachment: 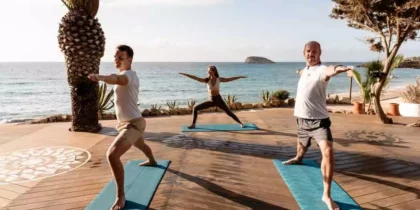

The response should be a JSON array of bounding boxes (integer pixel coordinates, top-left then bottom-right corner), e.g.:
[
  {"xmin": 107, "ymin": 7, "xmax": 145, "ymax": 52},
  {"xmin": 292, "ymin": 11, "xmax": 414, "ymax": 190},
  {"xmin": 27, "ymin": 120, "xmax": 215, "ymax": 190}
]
[{"xmin": 296, "ymin": 118, "xmax": 333, "ymax": 147}]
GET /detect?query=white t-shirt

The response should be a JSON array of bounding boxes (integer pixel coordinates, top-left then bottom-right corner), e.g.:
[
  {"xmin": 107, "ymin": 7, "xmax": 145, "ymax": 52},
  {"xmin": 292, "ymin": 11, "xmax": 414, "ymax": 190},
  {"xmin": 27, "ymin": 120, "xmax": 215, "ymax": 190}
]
[
  {"xmin": 294, "ymin": 64, "xmax": 329, "ymax": 119},
  {"xmin": 114, "ymin": 70, "xmax": 142, "ymax": 122}
]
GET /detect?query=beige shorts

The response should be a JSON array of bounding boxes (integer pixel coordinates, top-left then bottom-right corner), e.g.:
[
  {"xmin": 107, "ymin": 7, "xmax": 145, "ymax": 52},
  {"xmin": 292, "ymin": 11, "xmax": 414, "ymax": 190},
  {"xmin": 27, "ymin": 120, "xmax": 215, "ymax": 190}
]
[{"xmin": 116, "ymin": 117, "xmax": 146, "ymax": 144}]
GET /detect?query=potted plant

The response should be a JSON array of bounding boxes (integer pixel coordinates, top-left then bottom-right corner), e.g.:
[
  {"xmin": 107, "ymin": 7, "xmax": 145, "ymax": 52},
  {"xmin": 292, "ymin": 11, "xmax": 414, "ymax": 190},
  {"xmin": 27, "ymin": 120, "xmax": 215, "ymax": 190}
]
[
  {"xmin": 351, "ymin": 55, "xmax": 403, "ymax": 115},
  {"xmin": 351, "ymin": 61, "xmax": 378, "ymax": 114},
  {"xmin": 399, "ymin": 79, "xmax": 420, "ymax": 117}
]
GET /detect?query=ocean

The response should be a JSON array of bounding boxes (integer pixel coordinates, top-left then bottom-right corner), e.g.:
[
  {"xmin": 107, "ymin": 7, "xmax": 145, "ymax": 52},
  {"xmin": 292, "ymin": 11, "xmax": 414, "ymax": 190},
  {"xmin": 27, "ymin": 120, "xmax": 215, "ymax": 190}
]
[{"xmin": 1, "ymin": 62, "xmax": 419, "ymax": 124}]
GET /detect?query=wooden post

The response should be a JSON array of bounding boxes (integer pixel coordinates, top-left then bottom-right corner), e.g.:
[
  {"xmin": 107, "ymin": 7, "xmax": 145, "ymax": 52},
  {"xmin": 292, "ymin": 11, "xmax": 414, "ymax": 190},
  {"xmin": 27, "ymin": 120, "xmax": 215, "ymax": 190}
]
[{"xmin": 349, "ymin": 76, "xmax": 353, "ymax": 101}]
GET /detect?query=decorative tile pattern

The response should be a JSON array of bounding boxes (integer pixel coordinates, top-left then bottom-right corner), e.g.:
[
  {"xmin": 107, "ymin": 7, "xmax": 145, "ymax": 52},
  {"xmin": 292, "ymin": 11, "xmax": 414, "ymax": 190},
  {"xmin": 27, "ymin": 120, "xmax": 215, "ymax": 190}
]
[
  {"xmin": 0, "ymin": 146, "xmax": 90, "ymax": 185},
  {"xmin": 345, "ymin": 130, "xmax": 402, "ymax": 144}
]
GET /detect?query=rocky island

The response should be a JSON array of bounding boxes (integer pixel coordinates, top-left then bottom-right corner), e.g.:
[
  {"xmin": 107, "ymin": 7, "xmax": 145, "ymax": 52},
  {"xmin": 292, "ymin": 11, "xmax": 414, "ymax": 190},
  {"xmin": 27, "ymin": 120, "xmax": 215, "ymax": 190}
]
[
  {"xmin": 357, "ymin": 56, "xmax": 420, "ymax": 69},
  {"xmin": 245, "ymin": 56, "xmax": 275, "ymax": 64},
  {"xmin": 398, "ymin": 57, "xmax": 420, "ymax": 69}
]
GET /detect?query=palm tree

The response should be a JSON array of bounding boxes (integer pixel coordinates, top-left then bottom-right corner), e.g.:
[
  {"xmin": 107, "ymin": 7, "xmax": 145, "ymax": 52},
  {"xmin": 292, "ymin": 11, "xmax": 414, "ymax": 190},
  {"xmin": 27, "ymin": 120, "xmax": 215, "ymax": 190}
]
[
  {"xmin": 352, "ymin": 55, "xmax": 404, "ymax": 114},
  {"xmin": 58, "ymin": 0, "xmax": 105, "ymax": 132}
]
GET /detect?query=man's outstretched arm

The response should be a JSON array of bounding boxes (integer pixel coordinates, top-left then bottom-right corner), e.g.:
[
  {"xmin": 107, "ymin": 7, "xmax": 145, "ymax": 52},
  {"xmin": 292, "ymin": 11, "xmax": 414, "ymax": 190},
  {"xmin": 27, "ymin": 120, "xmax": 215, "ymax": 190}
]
[
  {"xmin": 88, "ymin": 74, "xmax": 129, "ymax": 86},
  {"xmin": 322, "ymin": 65, "xmax": 353, "ymax": 81}
]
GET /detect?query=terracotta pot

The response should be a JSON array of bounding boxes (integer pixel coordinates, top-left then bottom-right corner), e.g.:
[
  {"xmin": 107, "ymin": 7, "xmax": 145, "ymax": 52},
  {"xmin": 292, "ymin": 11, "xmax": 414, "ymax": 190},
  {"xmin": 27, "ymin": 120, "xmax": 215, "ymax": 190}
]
[
  {"xmin": 388, "ymin": 103, "xmax": 400, "ymax": 116},
  {"xmin": 352, "ymin": 102, "xmax": 364, "ymax": 114}
]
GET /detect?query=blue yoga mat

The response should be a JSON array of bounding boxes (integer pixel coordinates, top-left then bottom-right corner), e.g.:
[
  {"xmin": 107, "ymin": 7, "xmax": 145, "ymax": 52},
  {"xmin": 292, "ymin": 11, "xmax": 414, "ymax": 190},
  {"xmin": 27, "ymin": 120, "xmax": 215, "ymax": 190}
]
[
  {"xmin": 181, "ymin": 123, "xmax": 259, "ymax": 132},
  {"xmin": 86, "ymin": 160, "xmax": 170, "ymax": 210},
  {"xmin": 273, "ymin": 159, "xmax": 361, "ymax": 210}
]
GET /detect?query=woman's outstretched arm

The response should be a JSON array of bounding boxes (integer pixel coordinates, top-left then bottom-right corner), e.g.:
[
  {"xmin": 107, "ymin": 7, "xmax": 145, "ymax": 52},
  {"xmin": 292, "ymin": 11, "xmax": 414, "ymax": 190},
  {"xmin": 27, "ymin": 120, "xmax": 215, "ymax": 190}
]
[
  {"xmin": 220, "ymin": 76, "xmax": 247, "ymax": 82},
  {"xmin": 179, "ymin": 72, "xmax": 206, "ymax": 83}
]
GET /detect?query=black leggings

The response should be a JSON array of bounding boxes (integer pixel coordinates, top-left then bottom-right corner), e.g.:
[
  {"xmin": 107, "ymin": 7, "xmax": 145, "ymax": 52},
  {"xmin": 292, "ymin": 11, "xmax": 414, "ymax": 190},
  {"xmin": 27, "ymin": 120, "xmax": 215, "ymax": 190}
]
[{"xmin": 191, "ymin": 95, "xmax": 242, "ymax": 125}]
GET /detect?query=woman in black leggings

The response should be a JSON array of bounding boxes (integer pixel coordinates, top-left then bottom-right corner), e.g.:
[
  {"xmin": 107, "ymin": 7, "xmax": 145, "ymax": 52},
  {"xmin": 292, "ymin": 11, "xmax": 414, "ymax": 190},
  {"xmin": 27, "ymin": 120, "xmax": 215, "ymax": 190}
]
[{"xmin": 179, "ymin": 65, "xmax": 247, "ymax": 129}]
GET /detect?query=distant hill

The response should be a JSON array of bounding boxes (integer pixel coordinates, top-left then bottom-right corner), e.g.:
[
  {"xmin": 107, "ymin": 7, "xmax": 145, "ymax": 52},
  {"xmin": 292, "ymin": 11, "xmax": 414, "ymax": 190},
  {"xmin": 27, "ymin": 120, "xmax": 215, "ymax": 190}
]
[
  {"xmin": 245, "ymin": 56, "xmax": 275, "ymax": 64},
  {"xmin": 398, "ymin": 57, "xmax": 420, "ymax": 69},
  {"xmin": 357, "ymin": 56, "xmax": 420, "ymax": 69}
]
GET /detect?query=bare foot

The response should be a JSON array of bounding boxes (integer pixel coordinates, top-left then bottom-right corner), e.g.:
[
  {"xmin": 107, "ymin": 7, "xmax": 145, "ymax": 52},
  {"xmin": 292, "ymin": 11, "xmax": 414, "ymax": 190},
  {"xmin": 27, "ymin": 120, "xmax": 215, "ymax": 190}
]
[
  {"xmin": 282, "ymin": 157, "xmax": 302, "ymax": 165},
  {"xmin": 110, "ymin": 196, "xmax": 125, "ymax": 210},
  {"xmin": 240, "ymin": 124, "xmax": 244, "ymax": 128},
  {"xmin": 322, "ymin": 196, "xmax": 340, "ymax": 210},
  {"xmin": 139, "ymin": 160, "xmax": 158, "ymax": 166},
  {"xmin": 187, "ymin": 124, "xmax": 195, "ymax": 129}
]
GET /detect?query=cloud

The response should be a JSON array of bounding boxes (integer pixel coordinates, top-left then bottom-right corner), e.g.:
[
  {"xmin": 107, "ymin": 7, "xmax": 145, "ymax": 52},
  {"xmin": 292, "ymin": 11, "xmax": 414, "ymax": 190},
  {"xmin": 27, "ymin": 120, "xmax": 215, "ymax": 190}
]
[{"xmin": 102, "ymin": 0, "xmax": 233, "ymax": 7}]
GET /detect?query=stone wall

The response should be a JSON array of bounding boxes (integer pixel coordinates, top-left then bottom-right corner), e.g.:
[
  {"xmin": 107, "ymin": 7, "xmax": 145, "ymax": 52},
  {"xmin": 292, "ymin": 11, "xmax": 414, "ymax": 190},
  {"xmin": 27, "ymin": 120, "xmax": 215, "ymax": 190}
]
[{"xmin": 26, "ymin": 96, "xmax": 353, "ymax": 124}]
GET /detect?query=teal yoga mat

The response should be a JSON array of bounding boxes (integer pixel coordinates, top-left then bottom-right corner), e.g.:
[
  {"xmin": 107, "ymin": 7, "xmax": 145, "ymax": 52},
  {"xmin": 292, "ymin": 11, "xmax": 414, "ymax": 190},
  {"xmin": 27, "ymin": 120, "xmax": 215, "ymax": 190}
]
[
  {"xmin": 86, "ymin": 160, "xmax": 170, "ymax": 210},
  {"xmin": 273, "ymin": 159, "xmax": 361, "ymax": 210},
  {"xmin": 181, "ymin": 123, "xmax": 259, "ymax": 132}
]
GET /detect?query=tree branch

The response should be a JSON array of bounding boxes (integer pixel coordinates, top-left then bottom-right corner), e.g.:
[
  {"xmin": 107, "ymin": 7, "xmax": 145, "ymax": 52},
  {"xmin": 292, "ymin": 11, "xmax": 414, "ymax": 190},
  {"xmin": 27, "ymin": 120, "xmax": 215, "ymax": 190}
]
[
  {"xmin": 386, "ymin": 17, "xmax": 392, "ymax": 55},
  {"xmin": 380, "ymin": 34, "xmax": 389, "ymax": 56},
  {"xmin": 390, "ymin": 19, "xmax": 402, "ymax": 54},
  {"xmin": 361, "ymin": 6, "xmax": 391, "ymax": 55},
  {"xmin": 361, "ymin": 3, "xmax": 385, "ymax": 35}
]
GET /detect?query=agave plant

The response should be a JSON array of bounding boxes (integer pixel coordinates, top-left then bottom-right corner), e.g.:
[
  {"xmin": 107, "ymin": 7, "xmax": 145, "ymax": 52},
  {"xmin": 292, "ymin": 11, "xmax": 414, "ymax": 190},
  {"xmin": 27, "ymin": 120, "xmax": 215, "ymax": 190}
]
[
  {"xmin": 223, "ymin": 94, "xmax": 237, "ymax": 109},
  {"xmin": 58, "ymin": 0, "xmax": 105, "ymax": 132},
  {"xmin": 150, "ymin": 104, "xmax": 162, "ymax": 112},
  {"xmin": 97, "ymin": 82, "xmax": 114, "ymax": 116},
  {"xmin": 261, "ymin": 90, "xmax": 271, "ymax": 103},
  {"xmin": 166, "ymin": 100, "xmax": 179, "ymax": 110},
  {"xmin": 187, "ymin": 100, "xmax": 196, "ymax": 110}
]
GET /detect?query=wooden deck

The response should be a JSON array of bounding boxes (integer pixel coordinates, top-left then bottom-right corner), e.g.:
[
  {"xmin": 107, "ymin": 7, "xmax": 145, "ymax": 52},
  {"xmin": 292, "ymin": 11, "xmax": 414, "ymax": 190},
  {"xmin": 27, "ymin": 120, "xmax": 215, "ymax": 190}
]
[{"xmin": 1, "ymin": 108, "xmax": 420, "ymax": 210}]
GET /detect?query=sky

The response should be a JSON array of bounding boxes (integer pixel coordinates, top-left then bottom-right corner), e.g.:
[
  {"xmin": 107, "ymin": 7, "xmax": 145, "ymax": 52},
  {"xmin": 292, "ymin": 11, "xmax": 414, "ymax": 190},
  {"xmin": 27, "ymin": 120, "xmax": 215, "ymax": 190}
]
[{"xmin": 0, "ymin": 0, "xmax": 419, "ymax": 62}]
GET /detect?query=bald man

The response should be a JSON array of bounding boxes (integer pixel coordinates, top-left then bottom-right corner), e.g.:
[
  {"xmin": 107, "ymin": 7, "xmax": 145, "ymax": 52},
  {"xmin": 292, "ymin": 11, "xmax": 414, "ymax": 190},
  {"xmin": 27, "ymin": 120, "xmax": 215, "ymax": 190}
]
[{"xmin": 283, "ymin": 41, "xmax": 353, "ymax": 210}]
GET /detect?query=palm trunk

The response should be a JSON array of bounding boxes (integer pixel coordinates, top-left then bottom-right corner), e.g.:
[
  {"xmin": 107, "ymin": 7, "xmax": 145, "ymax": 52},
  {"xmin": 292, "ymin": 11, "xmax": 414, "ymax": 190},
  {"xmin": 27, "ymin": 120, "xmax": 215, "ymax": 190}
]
[{"xmin": 69, "ymin": 81, "xmax": 101, "ymax": 132}]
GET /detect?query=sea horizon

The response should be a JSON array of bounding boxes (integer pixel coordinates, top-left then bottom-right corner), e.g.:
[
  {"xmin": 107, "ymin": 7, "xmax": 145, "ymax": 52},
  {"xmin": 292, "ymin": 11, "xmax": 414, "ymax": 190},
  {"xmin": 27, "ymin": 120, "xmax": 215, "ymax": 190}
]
[{"xmin": 1, "ymin": 62, "xmax": 419, "ymax": 124}]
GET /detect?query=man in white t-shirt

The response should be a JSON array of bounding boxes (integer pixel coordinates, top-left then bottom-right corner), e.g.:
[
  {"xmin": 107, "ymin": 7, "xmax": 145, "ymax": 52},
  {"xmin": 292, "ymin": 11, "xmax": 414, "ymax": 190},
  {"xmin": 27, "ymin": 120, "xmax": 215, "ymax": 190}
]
[
  {"xmin": 88, "ymin": 45, "xmax": 157, "ymax": 210},
  {"xmin": 282, "ymin": 41, "xmax": 353, "ymax": 210}
]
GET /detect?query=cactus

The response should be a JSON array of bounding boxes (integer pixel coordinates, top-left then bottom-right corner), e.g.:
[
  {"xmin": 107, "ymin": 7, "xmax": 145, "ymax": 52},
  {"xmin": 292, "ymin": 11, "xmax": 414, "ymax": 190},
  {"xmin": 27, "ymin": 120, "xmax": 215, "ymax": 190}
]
[{"xmin": 97, "ymin": 82, "xmax": 114, "ymax": 115}]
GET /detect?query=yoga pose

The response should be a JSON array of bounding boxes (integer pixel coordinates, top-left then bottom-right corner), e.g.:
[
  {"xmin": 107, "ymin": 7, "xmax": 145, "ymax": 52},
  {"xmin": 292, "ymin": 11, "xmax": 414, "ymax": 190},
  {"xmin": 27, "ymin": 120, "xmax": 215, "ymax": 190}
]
[
  {"xmin": 179, "ymin": 66, "xmax": 247, "ymax": 129},
  {"xmin": 88, "ymin": 45, "xmax": 157, "ymax": 210},
  {"xmin": 283, "ymin": 41, "xmax": 352, "ymax": 210}
]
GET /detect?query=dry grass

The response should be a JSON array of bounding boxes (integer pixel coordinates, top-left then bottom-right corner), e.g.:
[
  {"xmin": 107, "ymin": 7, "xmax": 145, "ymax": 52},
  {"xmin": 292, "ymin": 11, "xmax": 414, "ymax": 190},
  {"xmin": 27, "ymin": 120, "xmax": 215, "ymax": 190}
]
[{"xmin": 400, "ymin": 79, "xmax": 420, "ymax": 104}]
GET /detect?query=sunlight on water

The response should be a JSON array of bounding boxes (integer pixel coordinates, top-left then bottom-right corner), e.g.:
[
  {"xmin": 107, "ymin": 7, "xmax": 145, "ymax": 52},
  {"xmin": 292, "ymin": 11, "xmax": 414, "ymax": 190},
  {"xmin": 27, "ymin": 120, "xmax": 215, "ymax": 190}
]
[{"xmin": 0, "ymin": 62, "xmax": 419, "ymax": 123}]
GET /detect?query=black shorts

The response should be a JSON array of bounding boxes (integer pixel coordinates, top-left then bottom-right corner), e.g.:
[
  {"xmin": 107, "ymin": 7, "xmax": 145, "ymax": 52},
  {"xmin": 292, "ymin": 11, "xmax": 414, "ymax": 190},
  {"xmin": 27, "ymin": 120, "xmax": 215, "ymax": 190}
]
[{"xmin": 296, "ymin": 118, "xmax": 333, "ymax": 147}]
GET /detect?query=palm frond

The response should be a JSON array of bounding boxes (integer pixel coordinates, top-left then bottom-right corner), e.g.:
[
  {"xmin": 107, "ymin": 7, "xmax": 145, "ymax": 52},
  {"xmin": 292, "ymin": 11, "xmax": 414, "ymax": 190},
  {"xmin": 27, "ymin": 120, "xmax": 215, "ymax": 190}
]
[
  {"xmin": 390, "ymin": 54, "xmax": 404, "ymax": 71},
  {"xmin": 351, "ymin": 70, "xmax": 363, "ymax": 90},
  {"xmin": 61, "ymin": 0, "xmax": 100, "ymax": 17},
  {"xmin": 351, "ymin": 69, "xmax": 371, "ymax": 103},
  {"xmin": 61, "ymin": 0, "xmax": 71, "ymax": 9}
]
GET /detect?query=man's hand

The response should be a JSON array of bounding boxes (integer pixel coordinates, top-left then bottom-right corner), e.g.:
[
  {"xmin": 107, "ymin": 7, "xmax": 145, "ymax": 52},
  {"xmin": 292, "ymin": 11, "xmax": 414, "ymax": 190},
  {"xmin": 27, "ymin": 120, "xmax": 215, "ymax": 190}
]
[
  {"xmin": 346, "ymin": 70, "xmax": 354, "ymax": 77},
  {"xmin": 88, "ymin": 74, "xmax": 100, "ymax": 82},
  {"xmin": 335, "ymin": 66, "xmax": 354, "ymax": 74}
]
